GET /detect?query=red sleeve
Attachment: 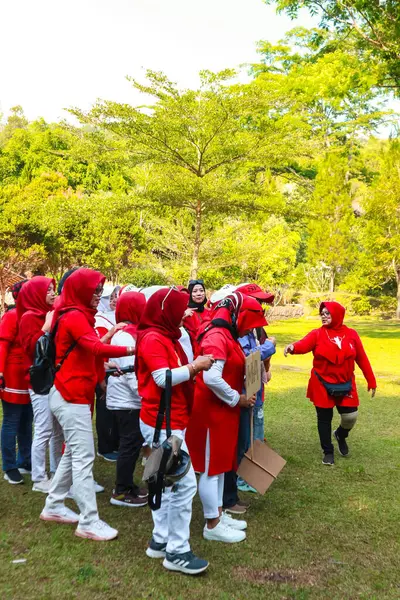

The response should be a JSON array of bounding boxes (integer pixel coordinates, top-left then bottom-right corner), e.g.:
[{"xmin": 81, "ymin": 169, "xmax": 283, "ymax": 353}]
[
  {"xmin": 353, "ymin": 332, "xmax": 377, "ymax": 389},
  {"xmin": 65, "ymin": 312, "xmax": 128, "ymax": 359},
  {"xmin": 141, "ymin": 335, "xmax": 171, "ymax": 372},
  {"xmin": 19, "ymin": 313, "xmax": 45, "ymax": 359},
  {"xmin": 95, "ymin": 326, "xmax": 110, "ymax": 342},
  {"xmin": 293, "ymin": 330, "xmax": 318, "ymax": 355},
  {"xmin": 201, "ymin": 330, "xmax": 228, "ymax": 361},
  {"xmin": 0, "ymin": 340, "xmax": 10, "ymax": 373}
]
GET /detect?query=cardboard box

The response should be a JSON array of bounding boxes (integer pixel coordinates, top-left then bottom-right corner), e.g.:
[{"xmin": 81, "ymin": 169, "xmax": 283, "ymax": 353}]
[{"xmin": 237, "ymin": 438, "xmax": 286, "ymax": 495}]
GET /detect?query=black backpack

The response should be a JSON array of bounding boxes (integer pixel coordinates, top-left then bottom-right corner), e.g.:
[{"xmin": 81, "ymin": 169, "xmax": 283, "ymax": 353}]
[{"xmin": 29, "ymin": 311, "xmax": 78, "ymax": 395}]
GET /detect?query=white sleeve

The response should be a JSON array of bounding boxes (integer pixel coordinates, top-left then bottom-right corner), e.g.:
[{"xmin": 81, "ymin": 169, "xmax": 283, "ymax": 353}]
[
  {"xmin": 203, "ymin": 360, "xmax": 240, "ymax": 407},
  {"xmin": 152, "ymin": 366, "xmax": 190, "ymax": 388},
  {"xmin": 110, "ymin": 330, "xmax": 135, "ymax": 369}
]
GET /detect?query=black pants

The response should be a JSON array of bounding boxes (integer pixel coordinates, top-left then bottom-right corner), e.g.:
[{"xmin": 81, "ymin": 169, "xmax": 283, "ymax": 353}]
[
  {"xmin": 222, "ymin": 408, "xmax": 251, "ymax": 509},
  {"xmin": 316, "ymin": 405, "xmax": 358, "ymax": 454},
  {"xmin": 95, "ymin": 385, "xmax": 119, "ymax": 455},
  {"xmin": 114, "ymin": 409, "xmax": 143, "ymax": 494}
]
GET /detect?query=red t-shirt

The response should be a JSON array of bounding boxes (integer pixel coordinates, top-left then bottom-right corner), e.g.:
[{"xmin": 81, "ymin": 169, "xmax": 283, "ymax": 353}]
[
  {"xmin": 54, "ymin": 310, "xmax": 128, "ymax": 404},
  {"xmin": 0, "ymin": 309, "xmax": 29, "ymax": 404},
  {"xmin": 136, "ymin": 331, "xmax": 190, "ymax": 431}
]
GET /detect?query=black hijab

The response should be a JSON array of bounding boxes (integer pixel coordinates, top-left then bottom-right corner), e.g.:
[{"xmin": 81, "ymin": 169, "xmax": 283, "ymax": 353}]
[{"xmin": 188, "ymin": 279, "xmax": 207, "ymax": 313}]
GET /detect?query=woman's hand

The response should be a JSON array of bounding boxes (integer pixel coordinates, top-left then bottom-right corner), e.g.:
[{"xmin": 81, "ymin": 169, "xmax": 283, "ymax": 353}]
[
  {"xmin": 108, "ymin": 361, "xmax": 123, "ymax": 377},
  {"xmin": 183, "ymin": 308, "xmax": 196, "ymax": 320},
  {"xmin": 284, "ymin": 344, "xmax": 294, "ymax": 357},
  {"xmin": 102, "ymin": 322, "xmax": 126, "ymax": 343},
  {"xmin": 368, "ymin": 387, "xmax": 376, "ymax": 398},
  {"xmin": 193, "ymin": 355, "xmax": 214, "ymax": 372},
  {"xmin": 238, "ymin": 394, "xmax": 256, "ymax": 408},
  {"xmin": 42, "ymin": 310, "xmax": 54, "ymax": 333}
]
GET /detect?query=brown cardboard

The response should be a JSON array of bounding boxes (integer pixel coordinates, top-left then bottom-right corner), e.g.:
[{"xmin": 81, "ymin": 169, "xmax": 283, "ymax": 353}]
[
  {"xmin": 237, "ymin": 439, "xmax": 286, "ymax": 495},
  {"xmin": 245, "ymin": 351, "xmax": 261, "ymax": 399}
]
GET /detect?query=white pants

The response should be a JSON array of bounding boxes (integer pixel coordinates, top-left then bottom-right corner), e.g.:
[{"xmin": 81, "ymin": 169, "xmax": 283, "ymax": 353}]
[
  {"xmin": 45, "ymin": 388, "xmax": 99, "ymax": 527},
  {"xmin": 29, "ymin": 390, "xmax": 63, "ymax": 482},
  {"xmin": 140, "ymin": 420, "xmax": 197, "ymax": 555},
  {"xmin": 198, "ymin": 430, "xmax": 224, "ymax": 519}
]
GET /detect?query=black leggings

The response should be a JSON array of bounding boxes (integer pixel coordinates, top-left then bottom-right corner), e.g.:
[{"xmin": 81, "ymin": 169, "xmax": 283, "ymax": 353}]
[{"xmin": 315, "ymin": 406, "xmax": 358, "ymax": 454}]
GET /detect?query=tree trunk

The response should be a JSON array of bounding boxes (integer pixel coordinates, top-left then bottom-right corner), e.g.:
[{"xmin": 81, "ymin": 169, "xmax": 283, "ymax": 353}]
[
  {"xmin": 396, "ymin": 267, "xmax": 400, "ymax": 320},
  {"xmin": 329, "ymin": 269, "xmax": 335, "ymax": 294},
  {"xmin": 190, "ymin": 199, "xmax": 202, "ymax": 280}
]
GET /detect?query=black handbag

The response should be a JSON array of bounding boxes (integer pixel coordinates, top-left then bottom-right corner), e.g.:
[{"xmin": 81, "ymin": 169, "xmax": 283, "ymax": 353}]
[
  {"xmin": 29, "ymin": 312, "xmax": 78, "ymax": 395},
  {"xmin": 142, "ymin": 369, "xmax": 191, "ymax": 510},
  {"xmin": 314, "ymin": 370, "xmax": 352, "ymax": 398}
]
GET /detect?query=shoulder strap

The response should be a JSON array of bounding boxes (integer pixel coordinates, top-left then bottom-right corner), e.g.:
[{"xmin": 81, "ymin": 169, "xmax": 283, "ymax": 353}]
[
  {"xmin": 152, "ymin": 369, "xmax": 172, "ymax": 446},
  {"xmin": 197, "ymin": 318, "xmax": 237, "ymax": 343}
]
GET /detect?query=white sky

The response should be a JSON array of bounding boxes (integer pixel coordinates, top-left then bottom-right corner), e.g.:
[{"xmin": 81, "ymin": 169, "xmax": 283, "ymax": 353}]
[{"xmin": 0, "ymin": 0, "xmax": 317, "ymax": 122}]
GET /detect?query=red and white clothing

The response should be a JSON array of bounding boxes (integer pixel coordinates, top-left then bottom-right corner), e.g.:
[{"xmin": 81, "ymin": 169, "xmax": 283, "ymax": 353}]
[
  {"xmin": 293, "ymin": 302, "xmax": 376, "ymax": 409},
  {"xmin": 0, "ymin": 308, "xmax": 29, "ymax": 404}
]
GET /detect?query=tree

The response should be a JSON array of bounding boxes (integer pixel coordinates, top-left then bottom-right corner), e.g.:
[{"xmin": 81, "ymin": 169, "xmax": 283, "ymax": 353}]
[
  {"xmin": 265, "ymin": 0, "xmax": 400, "ymax": 94},
  {"xmin": 71, "ymin": 69, "xmax": 312, "ymax": 278}
]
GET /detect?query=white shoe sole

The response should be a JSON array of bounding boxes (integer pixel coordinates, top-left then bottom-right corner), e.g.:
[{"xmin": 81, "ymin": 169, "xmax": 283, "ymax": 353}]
[
  {"xmin": 40, "ymin": 512, "xmax": 79, "ymax": 524},
  {"xmin": 110, "ymin": 497, "xmax": 147, "ymax": 508},
  {"xmin": 4, "ymin": 473, "xmax": 23, "ymax": 485},
  {"xmin": 163, "ymin": 558, "xmax": 208, "ymax": 575},
  {"xmin": 146, "ymin": 547, "xmax": 166, "ymax": 559},
  {"xmin": 96, "ymin": 452, "xmax": 117, "ymax": 462},
  {"xmin": 322, "ymin": 460, "xmax": 334, "ymax": 466},
  {"xmin": 18, "ymin": 469, "xmax": 31, "ymax": 475},
  {"xmin": 223, "ymin": 507, "xmax": 247, "ymax": 515},
  {"xmin": 203, "ymin": 530, "xmax": 246, "ymax": 543},
  {"xmin": 32, "ymin": 486, "xmax": 50, "ymax": 493},
  {"xmin": 75, "ymin": 529, "xmax": 118, "ymax": 541}
]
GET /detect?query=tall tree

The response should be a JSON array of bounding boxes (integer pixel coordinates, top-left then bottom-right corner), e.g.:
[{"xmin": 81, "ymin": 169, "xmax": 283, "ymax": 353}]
[{"xmin": 71, "ymin": 69, "xmax": 312, "ymax": 278}]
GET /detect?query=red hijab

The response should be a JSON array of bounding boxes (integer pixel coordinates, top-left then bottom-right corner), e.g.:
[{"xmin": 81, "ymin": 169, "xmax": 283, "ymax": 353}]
[
  {"xmin": 17, "ymin": 276, "xmax": 55, "ymax": 319},
  {"xmin": 54, "ymin": 268, "xmax": 105, "ymax": 327},
  {"xmin": 115, "ymin": 292, "xmax": 146, "ymax": 338},
  {"xmin": 136, "ymin": 287, "xmax": 189, "ymax": 367},
  {"xmin": 318, "ymin": 301, "xmax": 351, "ymax": 364},
  {"xmin": 201, "ymin": 292, "xmax": 267, "ymax": 339}
]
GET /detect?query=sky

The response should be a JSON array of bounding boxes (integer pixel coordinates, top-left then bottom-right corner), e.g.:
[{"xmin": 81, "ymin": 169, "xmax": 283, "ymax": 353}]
[{"xmin": 0, "ymin": 0, "xmax": 318, "ymax": 123}]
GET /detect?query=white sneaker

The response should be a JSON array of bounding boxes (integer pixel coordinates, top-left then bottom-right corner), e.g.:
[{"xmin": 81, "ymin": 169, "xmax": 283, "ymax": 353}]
[
  {"xmin": 94, "ymin": 481, "xmax": 105, "ymax": 493},
  {"xmin": 221, "ymin": 511, "xmax": 247, "ymax": 531},
  {"xmin": 75, "ymin": 519, "xmax": 118, "ymax": 541},
  {"xmin": 40, "ymin": 505, "xmax": 80, "ymax": 524},
  {"xmin": 203, "ymin": 520, "xmax": 246, "ymax": 543},
  {"xmin": 32, "ymin": 477, "xmax": 51, "ymax": 494}
]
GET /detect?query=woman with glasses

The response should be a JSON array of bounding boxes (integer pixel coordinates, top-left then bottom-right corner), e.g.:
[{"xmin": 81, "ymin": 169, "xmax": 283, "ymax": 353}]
[
  {"xmin": 40, "ymin": 269, "xmax": 135, "ymax": 542},
  {"xmin": 136, "ymin": 287, "xmax": 213, "ymax": 575},
  {"xmin": 284, "ymin": 301, "xmax": 376, "ymax": 466},
  {"xmin": 18, "ymin": 276, "xmax": 63, "ymax": 493}
]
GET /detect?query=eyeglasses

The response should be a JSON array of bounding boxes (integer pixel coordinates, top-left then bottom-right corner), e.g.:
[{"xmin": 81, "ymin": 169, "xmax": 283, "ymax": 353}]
[
  {"xmin": 93, "ymin": 287, "xmax": 104, "ymax": 298},
  {"xmin": 161, "ymin": 286, "xmax": 179, "ymax": 310},
  {"xmin": 320, "ymin": 310, "xmax": 330, "ymax": 317},
  {"xmin": 189, "ymin": 279, "xmax": 204, "ymax": 286}
]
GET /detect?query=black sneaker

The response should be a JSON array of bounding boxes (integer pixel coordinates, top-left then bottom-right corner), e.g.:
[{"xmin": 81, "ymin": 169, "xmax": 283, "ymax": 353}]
[
  {"xmin": 4, "ymin": 469, "xmax": 24, "ymax": 484},
  {"xmin": 146, "ymin": 538, "xmax": 167, "ymax": 559},
  {"xmin": 334, "ymin": 430, "xmax": 349, "ymax": 457},
  {"xmin": 110, "ymin": 490, "xmax": 147, "ymax": 508},
  {"xmin": 322, "ymin": 453, "xmax": 334, "ymax": 466},
  {"xmin": 163, "ymin": 551, "xmax": 209, "ymax": 575}
]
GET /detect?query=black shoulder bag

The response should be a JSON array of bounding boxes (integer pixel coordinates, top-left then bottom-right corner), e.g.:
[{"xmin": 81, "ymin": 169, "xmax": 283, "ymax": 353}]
[{"xmin": 29, "ymin": 311, "xmax": 78, "ymax": 396}]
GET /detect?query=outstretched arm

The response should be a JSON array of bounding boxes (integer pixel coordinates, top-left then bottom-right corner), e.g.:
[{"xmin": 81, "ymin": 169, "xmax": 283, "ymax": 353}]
[{"xmin": 284, "ymin": 330, "xmax": 318, "ymax": 357}]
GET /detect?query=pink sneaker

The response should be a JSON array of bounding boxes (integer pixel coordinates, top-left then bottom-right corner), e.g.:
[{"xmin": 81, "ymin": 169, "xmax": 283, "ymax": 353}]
[
  {"xmin": 40, "ymin": 505, "xmax": 79, "ymax": 524},
  {"xmin": 75, "ymin": 519, "xmax": 118, "ymax": 541}
]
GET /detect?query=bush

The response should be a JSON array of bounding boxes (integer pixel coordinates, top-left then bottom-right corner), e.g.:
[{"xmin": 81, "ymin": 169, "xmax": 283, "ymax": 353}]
[{"xmin": 350, "ymin": 297, "xmax": 372, "ymax": 316}]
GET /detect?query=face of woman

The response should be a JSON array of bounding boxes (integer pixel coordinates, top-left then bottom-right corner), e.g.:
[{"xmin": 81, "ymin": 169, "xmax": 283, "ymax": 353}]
[
  {"xmin": 46, "ymin": 283, "xmax": 56, "ymax": 306},
  {"xmin": 91, "ymin": 284, "xmax": 104, "ymax": 309},
  {"xmin": 192, "ymin": 284, "xmax": 205, "ymax": 304},
  {"xmin": 320, "ymin": 308, "xmax": 332, "ymax": 326},
  {"xmin": 109, "ymin": 291, "xmax": 118, "ymax": 311}
]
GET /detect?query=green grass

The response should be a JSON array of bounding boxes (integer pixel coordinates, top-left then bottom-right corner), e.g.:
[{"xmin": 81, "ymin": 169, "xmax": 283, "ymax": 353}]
[{"xmin": 1, "ymin": 317, "xmax": 399, "ymax": 599}]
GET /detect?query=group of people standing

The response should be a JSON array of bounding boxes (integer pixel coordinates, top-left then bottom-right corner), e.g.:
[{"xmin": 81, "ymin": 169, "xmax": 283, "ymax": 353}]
[{"xmin": 0, "ymin": 270, "xmax": 376, "ymax": 576}]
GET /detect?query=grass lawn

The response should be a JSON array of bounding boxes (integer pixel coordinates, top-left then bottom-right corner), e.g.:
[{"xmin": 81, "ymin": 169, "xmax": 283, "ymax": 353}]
[{"xmin": 0, "ymin": 317, "xmax": 399, "ymax": 600}]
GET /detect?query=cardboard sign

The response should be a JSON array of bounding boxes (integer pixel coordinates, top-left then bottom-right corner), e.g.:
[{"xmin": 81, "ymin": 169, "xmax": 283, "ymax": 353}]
[
  {"xmin": 245, "ymin": 350, "xmax": 261, "ymax": 399},
  {"xmin": 237, "ymin": 439, "xmax": 286, "ymax": 495}
]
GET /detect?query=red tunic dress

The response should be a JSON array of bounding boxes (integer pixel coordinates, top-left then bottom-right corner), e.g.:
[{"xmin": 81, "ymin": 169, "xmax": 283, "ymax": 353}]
[
  {"xmin": 293, "ymin": 327, "xmax": 376, "ymax": 409},
  {"xmin": 186, "ymin": 328, "xmax": 245, "ymax": 476},
  {"xmin": 0, "ymin": 309, "xmax": 30, "ymax": 404}
]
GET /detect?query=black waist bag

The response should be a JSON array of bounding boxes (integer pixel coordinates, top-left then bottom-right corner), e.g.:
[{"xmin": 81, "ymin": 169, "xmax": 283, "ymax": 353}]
[
  {"xmin": 314, "ymin": 370, "xmax": 352, "ymax": 398},
  {"xmin": 29, "ymin": 312, "xmax": 77, "ymax": 396}
]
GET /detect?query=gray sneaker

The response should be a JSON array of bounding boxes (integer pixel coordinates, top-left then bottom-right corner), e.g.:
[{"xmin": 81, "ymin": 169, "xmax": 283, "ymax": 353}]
[
  {"xmin": 163, "ymin": 551, "xmax": 209, "ymax": 575},
  {"xmin": 146, "ymin": 538, "xmax": 167, "ymax": 558}
]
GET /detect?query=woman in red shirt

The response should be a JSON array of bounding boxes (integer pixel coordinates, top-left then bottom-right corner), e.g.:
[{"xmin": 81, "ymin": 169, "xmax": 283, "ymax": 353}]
[
  {"xmin": 40, "ymin": 268, "xmax": 135, "ymax": 542},
  {"xmin": 284, "ymin": 301, "xmax": 376, "ymax": 465},
  {"xmin": 0, "ymin": 281, "xmax": 32, "ymax": 484},
  {"xmin": 186, "ymin": 292, "xmax": 266, "ymax": 544},
  {"xmin": 18, "ymin": 276, "xmax": 63, "ymax": 493},
  {"xmin": 136, "ymin": 286, "xmax": 213, "ymax": 575}
]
